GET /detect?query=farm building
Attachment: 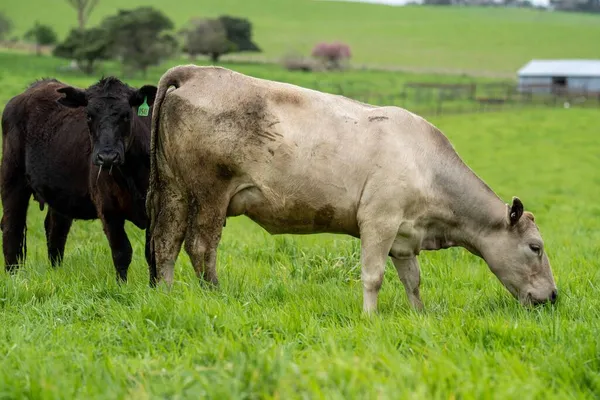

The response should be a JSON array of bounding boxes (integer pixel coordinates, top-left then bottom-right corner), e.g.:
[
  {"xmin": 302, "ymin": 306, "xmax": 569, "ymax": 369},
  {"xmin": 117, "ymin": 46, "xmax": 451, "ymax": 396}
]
[{"xmin": 517, "ymin": 59, "xmax": 600, "ymax": 94}]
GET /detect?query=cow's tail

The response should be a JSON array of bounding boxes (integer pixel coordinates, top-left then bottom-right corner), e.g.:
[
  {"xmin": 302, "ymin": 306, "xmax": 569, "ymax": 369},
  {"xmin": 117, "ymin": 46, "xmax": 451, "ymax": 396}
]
[{"xmin": 146, "ymin": 65, "xmax": 196, "ymax": 286}]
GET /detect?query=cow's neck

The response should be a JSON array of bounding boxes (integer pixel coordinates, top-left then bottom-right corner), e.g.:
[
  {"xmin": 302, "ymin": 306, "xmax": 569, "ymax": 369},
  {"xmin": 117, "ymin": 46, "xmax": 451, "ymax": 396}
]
[{"xmin": 420, "ymin": 157, "xmax": 507, "ymax": 257}]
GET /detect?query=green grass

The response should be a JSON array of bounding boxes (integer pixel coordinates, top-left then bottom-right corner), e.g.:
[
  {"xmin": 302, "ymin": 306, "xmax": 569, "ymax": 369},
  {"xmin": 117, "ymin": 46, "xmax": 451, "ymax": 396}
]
[
  {"xmin": 2, "ymin": 1, "xmax": 600, "ymax": 75},
  {"xmin": 1, "ymin": 48, "xmax": 600, "ymax": 398}
]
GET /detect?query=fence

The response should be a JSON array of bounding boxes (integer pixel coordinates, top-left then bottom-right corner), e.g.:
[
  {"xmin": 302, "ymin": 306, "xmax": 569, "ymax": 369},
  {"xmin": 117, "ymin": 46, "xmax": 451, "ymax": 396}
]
[{"xmin": 311, "ymin": 80, "xmax": 600, "ymax": 116}]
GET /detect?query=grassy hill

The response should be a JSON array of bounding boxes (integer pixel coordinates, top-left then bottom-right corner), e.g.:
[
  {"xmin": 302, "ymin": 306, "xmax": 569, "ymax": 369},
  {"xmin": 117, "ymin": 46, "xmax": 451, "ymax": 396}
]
[{"xmin": 2, "ymin": 1, "xmax": 600, "ymax": 75}]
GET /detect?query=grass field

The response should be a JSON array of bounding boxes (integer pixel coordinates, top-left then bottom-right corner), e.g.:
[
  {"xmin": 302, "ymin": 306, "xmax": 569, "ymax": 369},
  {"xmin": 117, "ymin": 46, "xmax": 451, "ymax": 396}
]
[
  {"xmin": 2, "ymin": 1, "xmax": 600, "ymax": 75},
  {"xmin": 1, "ymin": 46, "xmax": 600, "ymax": 398}
]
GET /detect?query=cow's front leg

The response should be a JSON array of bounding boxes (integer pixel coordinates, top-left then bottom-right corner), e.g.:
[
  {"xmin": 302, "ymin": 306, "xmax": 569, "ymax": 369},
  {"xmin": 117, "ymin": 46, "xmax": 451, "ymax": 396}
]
[
  {"xmin": 101, "ymin": 214, "xmax": 132, "ymax": 282},
  {"xmin": 359, "ymin": 224, "xmax": 397, "ymax": 314},
  {"xmin": 392, "ymin": 256, "xmax": 423, "ymax": 311},
  {"xmin": 45, "ymin": 208, "xmax": 73, "ymax": 267},
  {"xmin": 184, "ymin": 198, "xmax": 226, "ymax": 287}
]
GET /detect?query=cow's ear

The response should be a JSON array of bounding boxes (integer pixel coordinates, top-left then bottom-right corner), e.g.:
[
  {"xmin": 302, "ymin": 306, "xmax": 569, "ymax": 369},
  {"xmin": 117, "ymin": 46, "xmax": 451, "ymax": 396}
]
[
  {"xmin": 130, "ymin": 85, "xmax": 158, "ymax": 108},
  {"xmin": 508, "ymin": 196, "xmax": 524, "ymax": 226},
  {"xmin": 57, "ymin": 87, "xmax": 87, "ymax": 108}
]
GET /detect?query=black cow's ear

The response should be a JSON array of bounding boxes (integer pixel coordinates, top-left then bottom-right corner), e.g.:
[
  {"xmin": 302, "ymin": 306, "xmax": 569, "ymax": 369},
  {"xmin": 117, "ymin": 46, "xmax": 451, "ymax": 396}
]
[
  {"xmin": 130, "ymin": 85, "xmax": 158, "ymax": 108},
  {"xmin": 56, "ymin": 87, "xmax": 87, "ymax": 108}
]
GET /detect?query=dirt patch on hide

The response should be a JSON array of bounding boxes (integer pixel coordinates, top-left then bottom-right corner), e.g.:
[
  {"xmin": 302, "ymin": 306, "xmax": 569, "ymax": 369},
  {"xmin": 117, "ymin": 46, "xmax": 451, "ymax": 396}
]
[
  {"xmin": 368, "ymin": 116, "xmax": 389, "ymax": 122},
  {"xmin": 213, "ymin": 95, "xmax": 283, "ymax": 147},
  {"xmin": 271, "ymin": 89, "xmax": 304, "ymax": 106},
  {"xmin": 314, "ymin": 204, "xmax": 335, "ymax": 228}
]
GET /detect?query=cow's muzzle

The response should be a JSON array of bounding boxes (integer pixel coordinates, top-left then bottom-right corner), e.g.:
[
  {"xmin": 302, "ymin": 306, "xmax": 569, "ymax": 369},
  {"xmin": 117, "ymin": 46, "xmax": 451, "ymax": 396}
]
[
  {"xmin": 526, "ymin": 288, "xmax": 558, "ymax": 306},
  {"xmin": 94, "ymin": 151, "xmax": 122, "ymax": 167}
]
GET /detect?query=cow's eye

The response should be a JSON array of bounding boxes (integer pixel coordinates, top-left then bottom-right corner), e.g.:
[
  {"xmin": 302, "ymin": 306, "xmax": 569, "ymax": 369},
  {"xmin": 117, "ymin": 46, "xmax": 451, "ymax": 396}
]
[{"xmin": 529, "ymin": 244, "xmax": 541, "ymax": 256}]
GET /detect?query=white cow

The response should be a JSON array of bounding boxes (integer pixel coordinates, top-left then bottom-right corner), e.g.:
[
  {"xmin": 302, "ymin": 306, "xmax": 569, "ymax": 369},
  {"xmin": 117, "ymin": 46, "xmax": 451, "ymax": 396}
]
[{"xmin": 146, "ymin": 65, "xmax": 557, "ymax": 313}]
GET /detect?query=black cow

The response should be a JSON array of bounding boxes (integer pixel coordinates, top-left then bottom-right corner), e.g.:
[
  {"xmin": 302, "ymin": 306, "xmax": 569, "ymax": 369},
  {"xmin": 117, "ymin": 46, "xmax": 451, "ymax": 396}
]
[{"xmin": 1, "ymin": 77, "xmax": 157, "ymax": 281}]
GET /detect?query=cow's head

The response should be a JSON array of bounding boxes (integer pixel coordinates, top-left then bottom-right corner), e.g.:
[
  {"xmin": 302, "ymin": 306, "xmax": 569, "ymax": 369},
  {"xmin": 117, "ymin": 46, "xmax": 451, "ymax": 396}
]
[
  {"xmin": 482, "ymin": 197, "xmax": 558, "ymax": 306},
  {"xmin": 56, "ymin": 77, "xmax": 157, "ymax": 168}
]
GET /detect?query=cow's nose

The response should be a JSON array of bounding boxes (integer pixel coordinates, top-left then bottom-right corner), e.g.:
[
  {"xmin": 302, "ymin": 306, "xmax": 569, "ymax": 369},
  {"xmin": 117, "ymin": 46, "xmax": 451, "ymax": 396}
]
[
  {"xmin": 97, "ymin": 152, "xmax": 119, "ymax": 166},
  {"xmin": 550, "ymin": 289, "xmax": 558, "ymax": 304}
]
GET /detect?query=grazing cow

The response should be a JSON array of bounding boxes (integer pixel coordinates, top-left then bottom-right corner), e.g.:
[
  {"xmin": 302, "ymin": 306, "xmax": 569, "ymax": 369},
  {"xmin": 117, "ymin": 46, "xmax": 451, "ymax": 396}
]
[
  {"xmin": 146, "ymin": 65, "xmax": 558, "ymax": 312},
  {"xmin": 1, "ymin": 77, "xmax": 157, "ymax": 281}
]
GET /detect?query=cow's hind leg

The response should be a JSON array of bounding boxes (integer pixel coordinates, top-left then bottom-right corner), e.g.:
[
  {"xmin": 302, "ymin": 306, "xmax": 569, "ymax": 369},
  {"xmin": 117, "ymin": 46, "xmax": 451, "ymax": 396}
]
[
  {"xmin": 44, "ymin": 208, "xmax": 73, "ymax": 267},
  {"xmin": 1, "ymin": 177, "xmax": 31, "ymax": 273},
  {"xmin": 392, "ymin": 256, "xmax": 423, "ymax": 311},
  {"xmin": 184, "ymin": 195, "xmax": 227, "ymax": 287},
  {"xmin": 358, "ymin": 222, "xmax": 398, "ymax": 314},
  {"xmin": 150, "ymin": 186, "xmax": 188, "ymax": 287}
]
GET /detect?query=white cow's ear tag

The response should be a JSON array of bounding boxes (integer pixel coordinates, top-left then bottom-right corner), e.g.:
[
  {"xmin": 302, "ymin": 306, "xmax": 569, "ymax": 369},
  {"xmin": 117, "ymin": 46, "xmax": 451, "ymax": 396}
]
[{"xmin": 138, "ymin": 96, "xmax": 149, "ymax": 117}]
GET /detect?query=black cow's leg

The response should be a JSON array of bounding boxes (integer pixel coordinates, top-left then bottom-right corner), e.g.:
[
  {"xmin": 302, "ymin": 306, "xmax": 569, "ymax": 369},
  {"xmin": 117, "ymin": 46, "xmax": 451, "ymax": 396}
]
[
  {"xmin": 44, "ymin": 208, "xmax": 73, "ymax": 267},
  {"xmin": 101, "ymin": 215, "xmax": 132, "ymax": 282},
  {"xmin": 1, "ymin": 180, "xmax": 31, "ymax": 273}
]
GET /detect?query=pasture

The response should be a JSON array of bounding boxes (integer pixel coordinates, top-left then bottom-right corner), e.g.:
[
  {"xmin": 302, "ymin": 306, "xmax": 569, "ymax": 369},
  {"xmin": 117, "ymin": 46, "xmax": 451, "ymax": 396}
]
[
  {"xmin": 2, "ymin": 1, "xmax": 600, "ymax": 75},
  {"xmin": 1, "ymin": 48, "xmax": 599, "ymax": 398}
]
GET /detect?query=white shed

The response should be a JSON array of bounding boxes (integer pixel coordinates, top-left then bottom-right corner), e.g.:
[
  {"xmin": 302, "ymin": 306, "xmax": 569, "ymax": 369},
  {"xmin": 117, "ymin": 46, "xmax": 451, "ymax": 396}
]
[{"xmin": 517, "ymin": 59, "xmax": 600, "ymax": 94}]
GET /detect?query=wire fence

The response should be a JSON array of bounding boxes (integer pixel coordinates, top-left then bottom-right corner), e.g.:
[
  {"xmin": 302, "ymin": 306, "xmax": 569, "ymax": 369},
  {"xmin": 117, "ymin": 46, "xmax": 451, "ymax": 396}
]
[{"xmin": 312, "ymin": 81, "xmax": 600, "ymax": 116}]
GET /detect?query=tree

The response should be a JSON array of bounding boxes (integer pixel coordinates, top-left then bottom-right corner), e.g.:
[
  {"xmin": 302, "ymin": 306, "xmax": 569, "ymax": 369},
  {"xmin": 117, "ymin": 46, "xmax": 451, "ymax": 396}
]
[
  {"xmin": 65, "ymin": 0, "xmax": 100, "ymax": 31},
  {"xmin": 181, "ymin": 15, "xmax": 261, "ymax": 62},
  {"xmin": 53, "ymin": 27, "xmax": 111, "ymax": 74},
  {"xmin": 181, "ymin": 18, "xmax": 233, "ymax": 62},
  {"xmin": 101, "ymin": 7, "xmax": 178, "ymax": 77},
  {"xmin": 218, "ymin": 16, "xmax": 261, "ymax": 53},
  {"xmin": 0, "ymin": 12, "xmax": 13, "ymax": 41},
  {"xmin": 24, "ymin": 22, "xmax": 58, "ymax": 56}
]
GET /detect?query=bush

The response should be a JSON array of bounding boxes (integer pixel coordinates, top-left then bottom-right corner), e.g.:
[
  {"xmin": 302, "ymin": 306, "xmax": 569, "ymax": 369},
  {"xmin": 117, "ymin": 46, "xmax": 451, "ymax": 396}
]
[
  {"xmin": 311, "ymin": 41, "xmax": 352, "ymax": 71},
  {"xmin": 281, "ymin": 51, "xmax": 321, "ymax": 72}
]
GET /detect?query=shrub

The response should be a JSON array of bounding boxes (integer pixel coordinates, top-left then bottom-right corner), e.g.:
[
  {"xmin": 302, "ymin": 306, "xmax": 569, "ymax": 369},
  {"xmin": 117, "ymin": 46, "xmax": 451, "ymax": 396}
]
[
  {"xmin": 311, "ymin": 41, "xmax": 352, "ymax": 70},
  {"xmin": 281, "ymin": 51, "xmax": 321, "ymax": 72}
]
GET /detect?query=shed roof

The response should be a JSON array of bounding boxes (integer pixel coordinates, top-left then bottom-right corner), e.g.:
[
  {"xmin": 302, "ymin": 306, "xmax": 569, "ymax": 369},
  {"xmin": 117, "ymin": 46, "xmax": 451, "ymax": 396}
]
[{"xmin": 517, "ymin": 59, "xmax": 600, "ymax": 77}]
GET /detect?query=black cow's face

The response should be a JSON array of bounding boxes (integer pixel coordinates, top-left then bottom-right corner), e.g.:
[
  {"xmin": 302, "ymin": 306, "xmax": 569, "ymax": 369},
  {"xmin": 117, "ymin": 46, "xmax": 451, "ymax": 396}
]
[{"xmin": 56, "ymin": 78, "xmax": 157, "ymax": 168}]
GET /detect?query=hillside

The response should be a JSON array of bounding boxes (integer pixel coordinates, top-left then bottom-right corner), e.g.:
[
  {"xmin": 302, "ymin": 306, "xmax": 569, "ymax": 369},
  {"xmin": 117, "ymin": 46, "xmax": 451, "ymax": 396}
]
[{"xmin": 2, "ymin": 1, "xmax": 600, "ymax": 75}]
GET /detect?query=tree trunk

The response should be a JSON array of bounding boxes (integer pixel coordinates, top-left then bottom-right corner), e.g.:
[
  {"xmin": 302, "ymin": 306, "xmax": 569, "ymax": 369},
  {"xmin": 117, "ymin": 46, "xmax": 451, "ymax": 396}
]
[
  {"xmin": 82, "ymin": 60, "xmax": 94, "ymax": 75},
  {"xmin": 78, "ymin": 6, "xmax": 85, "ymax": 30},
  {"xmin": 35, "ymin": 43, "xmax": 41, "ymax": 56},
  {"xmin": 210, "ymin": 52, "xmax": 220, "ymax": 63}
]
